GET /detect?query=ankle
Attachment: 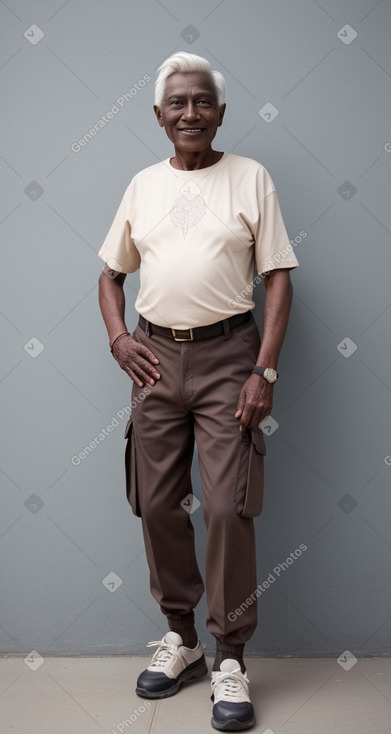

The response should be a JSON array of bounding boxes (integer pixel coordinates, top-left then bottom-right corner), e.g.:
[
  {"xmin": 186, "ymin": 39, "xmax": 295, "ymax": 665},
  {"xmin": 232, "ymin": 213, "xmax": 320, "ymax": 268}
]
[
  {"xmin": 166, "ymin": 614, "xmax": 198, "ymax": 649},
  {"xmin": 169, "ymin": 624, "xmax": 198, "ymax": 650},
  {"xmin": 178, "ymin": 627, "xmax": 198, "ymax": 649},
  {"xmin": 213, "ymin": 641, "xmax": 245, "ymax": 674}
]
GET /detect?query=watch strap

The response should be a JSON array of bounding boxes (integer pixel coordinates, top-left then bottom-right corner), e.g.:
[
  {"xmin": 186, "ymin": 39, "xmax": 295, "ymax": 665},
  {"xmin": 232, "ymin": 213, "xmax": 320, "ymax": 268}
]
[{"xmin": 252, "ymin": 366, "xmax": 279, "ymax": 380}]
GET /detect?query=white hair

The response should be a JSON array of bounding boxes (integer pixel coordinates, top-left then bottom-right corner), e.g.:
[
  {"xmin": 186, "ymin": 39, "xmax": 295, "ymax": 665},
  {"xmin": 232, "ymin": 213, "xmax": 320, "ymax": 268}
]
[{"xmin": 154, "ymin": 51, "xmax": 226, "ymax": 108}]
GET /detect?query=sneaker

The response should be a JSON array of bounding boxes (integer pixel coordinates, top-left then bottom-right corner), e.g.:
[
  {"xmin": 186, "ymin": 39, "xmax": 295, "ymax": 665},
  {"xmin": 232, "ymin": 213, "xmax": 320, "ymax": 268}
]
[
  {"xmin": 211, "ymin": 659, "xmax": 255, "ymax": 731},
  {"xmin": 135, "ymin": 631, "xmax": 208, "ymax": 699}
]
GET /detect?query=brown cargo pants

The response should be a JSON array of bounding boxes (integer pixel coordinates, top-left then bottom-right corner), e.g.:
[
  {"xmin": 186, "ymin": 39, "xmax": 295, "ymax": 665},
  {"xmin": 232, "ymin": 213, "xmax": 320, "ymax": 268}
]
[{"xmin": 125, "ymin": 313, "xmax": 266, "ymax": 645}]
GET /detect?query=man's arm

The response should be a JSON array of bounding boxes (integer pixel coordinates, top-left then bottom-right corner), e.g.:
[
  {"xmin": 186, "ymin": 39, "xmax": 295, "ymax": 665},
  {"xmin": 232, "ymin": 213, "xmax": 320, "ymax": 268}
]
[
  {"xmin": 98, "ymin": 266, "xmax": 160, "ymax": 387},
  {"xmin": 235, "ymin": 268, "xmax": 293, "ymax": 430}
]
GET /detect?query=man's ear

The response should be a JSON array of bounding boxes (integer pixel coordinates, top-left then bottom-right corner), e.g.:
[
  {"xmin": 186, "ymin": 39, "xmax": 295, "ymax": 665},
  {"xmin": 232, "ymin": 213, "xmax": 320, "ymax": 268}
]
[
  {"xmin": 154, "ymin": 105, "xmax": 164, "ymax": 127},
  {"xmin": 217, "ymin": 103, "xmax": 226, "ymax": 127}
]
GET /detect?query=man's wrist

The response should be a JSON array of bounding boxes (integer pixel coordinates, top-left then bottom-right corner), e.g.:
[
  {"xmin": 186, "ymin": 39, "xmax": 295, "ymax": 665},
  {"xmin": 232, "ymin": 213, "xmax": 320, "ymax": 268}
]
[
  {"xmin": 110, "ymin": 331, "xmax": 130, "ymax": 354},
  {"xmin": 252, "ymin": 366, "xmax": 279, "ymax": 383}
]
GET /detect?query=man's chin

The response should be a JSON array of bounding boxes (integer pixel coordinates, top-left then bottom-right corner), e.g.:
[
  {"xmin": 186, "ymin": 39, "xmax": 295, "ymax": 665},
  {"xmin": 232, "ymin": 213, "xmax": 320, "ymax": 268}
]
[{"xmin": 172, "ymin": 137, "xmax": 215, "ymax": 152}]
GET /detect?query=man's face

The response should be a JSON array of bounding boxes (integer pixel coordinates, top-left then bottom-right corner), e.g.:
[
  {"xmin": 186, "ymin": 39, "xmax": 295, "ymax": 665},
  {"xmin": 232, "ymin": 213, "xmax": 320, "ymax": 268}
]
[{"xmin": 154, "ymin": 71, "xmax": 225, "ymax": 154}]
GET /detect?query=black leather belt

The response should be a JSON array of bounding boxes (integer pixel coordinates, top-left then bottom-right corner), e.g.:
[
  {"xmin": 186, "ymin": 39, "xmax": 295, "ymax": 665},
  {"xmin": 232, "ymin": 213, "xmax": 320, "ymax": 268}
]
[{"xmin": 138, "ymin": 311, "xmax": 251, "ymax": 342}]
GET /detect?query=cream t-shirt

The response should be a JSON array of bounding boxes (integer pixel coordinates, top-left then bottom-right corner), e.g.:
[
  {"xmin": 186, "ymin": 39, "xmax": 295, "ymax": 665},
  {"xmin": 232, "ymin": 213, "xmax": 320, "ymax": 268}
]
[{"xmin": 98, "ymin": 153, "xmax": 299, "ymax": 329}]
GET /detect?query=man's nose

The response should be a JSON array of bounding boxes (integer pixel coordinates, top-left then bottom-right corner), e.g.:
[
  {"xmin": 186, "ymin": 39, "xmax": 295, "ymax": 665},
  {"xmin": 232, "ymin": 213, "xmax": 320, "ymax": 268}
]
[{"xmin": 182, "ymin": 102, "xmax": 200, "ymax": 119}]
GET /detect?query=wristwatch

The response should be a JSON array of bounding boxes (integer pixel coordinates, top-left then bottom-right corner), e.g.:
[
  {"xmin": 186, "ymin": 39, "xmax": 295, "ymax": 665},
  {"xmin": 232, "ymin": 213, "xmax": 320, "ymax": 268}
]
[{"xmin": 252, "ymin": 366, "xmax": 279, "ymax": 383}]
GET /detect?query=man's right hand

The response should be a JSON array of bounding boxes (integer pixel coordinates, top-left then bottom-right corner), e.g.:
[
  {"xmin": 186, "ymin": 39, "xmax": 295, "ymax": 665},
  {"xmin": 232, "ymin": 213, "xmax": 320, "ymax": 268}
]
[{"xmin": 112, "ymin": 333, "xmax": 160, "ymax": 387}]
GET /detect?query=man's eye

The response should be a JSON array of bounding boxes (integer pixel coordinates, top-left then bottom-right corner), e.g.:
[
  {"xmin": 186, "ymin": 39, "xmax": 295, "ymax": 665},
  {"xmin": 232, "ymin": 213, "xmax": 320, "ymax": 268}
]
[{"xmin": 170, "ymin": 100, "xmax": 182, "ymax": 106}]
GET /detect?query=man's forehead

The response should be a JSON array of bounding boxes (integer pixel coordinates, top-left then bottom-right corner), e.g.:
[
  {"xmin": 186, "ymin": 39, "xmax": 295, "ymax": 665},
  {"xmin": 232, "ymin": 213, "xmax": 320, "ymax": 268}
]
[{"xmin": 164, "ymin": 71, "xmax": 216, "ymax": 97}]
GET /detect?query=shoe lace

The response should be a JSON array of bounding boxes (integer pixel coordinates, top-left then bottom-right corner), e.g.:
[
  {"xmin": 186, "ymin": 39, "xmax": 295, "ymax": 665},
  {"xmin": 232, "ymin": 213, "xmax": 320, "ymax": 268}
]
[
  {"xmin": 212, "ymin": 669, "xmax": 249, "ymax": 700},
  {"xmin": 146, "ymin": 639, "xmax": 178, "ymax": 670}
]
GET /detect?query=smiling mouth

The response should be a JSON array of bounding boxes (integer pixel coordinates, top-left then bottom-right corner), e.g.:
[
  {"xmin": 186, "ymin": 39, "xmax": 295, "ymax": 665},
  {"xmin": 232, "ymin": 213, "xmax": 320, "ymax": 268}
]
[{"xmin": 179, "ymin": 128, "xmax": 206, "ymax": 134}]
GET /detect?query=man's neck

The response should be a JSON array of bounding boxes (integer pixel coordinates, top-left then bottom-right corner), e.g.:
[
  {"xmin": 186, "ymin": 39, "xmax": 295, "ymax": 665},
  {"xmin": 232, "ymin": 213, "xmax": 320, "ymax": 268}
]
[{"xmin": 169, "ymin": 149, "xmax": 224, "ymax": 170}]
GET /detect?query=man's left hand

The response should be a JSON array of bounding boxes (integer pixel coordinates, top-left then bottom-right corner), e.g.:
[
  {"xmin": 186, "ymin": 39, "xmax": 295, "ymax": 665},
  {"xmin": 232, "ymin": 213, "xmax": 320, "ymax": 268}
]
[{"xmin": 235, "ymin": 374, "xmax": 273, "ymax": 431}]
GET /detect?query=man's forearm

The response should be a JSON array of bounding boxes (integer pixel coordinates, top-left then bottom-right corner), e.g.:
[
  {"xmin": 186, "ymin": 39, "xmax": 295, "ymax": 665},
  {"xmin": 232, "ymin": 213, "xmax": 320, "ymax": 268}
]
[
  {"xmin": 98, "ymin": 269, "xmax": 160, "ymax": 385},
  {"xmin": 255, "ymin": 269, "xmax": 293, "ymax": 369},
  {"xmin": 98, "ymin": 271, "xmax": 128, "ymax": 346}
]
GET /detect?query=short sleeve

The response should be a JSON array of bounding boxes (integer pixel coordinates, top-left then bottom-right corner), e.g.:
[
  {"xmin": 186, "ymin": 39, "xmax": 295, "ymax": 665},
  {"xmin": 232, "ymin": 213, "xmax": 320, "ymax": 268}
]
[
  {"xmin": 254, "ymin": 168, "xmax": 299, "ymax": 276},
  {"xmin": 98, "ymin": 192, "xmax": 140, "ymax": 274}
]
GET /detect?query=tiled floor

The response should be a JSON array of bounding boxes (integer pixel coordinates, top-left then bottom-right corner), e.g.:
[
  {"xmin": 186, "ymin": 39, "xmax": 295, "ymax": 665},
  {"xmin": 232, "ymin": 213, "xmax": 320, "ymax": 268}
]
[{"xmin": 1, "ymin": 655, "xmax": 390, "ymax": 733}]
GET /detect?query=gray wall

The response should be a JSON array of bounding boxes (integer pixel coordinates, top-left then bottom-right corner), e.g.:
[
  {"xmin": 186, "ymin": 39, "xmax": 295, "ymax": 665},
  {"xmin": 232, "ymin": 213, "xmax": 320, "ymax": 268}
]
[{"xmin": 1, "ymin": 0, "xmax": 390, "ymax": 658}]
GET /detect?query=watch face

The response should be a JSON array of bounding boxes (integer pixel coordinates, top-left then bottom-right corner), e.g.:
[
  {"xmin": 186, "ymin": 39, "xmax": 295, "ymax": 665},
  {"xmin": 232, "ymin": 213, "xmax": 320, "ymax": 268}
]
[{"xmin": 264, "ymin": 368, "xmax": 277, "ymax": 383}]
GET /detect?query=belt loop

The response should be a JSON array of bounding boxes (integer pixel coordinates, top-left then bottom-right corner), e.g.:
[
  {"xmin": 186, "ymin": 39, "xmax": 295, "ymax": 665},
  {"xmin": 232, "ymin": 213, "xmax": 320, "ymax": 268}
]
[
  {"xmin": 145, "ymin": 319, "xmax": 151, "ymax": 337},
  {"xmin": 222, "ymin": 318, "xmax": 231, "ymax": 340}
]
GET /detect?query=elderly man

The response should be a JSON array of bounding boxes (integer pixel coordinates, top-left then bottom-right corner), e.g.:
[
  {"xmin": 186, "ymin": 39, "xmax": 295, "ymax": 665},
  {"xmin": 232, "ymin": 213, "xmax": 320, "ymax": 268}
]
[{"xmin": 98, "ymin": 51, "xmax": 298, "ymax": 731}]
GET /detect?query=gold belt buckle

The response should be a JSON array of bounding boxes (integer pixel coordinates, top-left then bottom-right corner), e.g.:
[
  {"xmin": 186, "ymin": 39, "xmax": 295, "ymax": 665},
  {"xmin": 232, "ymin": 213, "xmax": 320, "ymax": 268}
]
[{"xmin": 171, "ymin": 328, "xmax": 194, "ymax": 342}]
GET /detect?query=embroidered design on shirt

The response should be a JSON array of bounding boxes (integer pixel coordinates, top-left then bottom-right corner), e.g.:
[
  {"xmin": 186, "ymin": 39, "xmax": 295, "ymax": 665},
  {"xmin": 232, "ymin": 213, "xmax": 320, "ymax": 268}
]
[{"xmin": 170, "ymin": 180, "xmax": 206, "ymax": 236}]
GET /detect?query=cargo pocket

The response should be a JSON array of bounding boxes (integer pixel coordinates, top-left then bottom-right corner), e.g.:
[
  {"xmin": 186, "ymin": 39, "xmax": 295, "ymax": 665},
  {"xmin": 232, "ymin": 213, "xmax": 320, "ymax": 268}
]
[
  {"xmin": 235, "ymin": 427, "xmax": 266, "ymax": 518},
  {"xmin": 124, "ymin": 417, "xmax": 141, "ymax": 517}
]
